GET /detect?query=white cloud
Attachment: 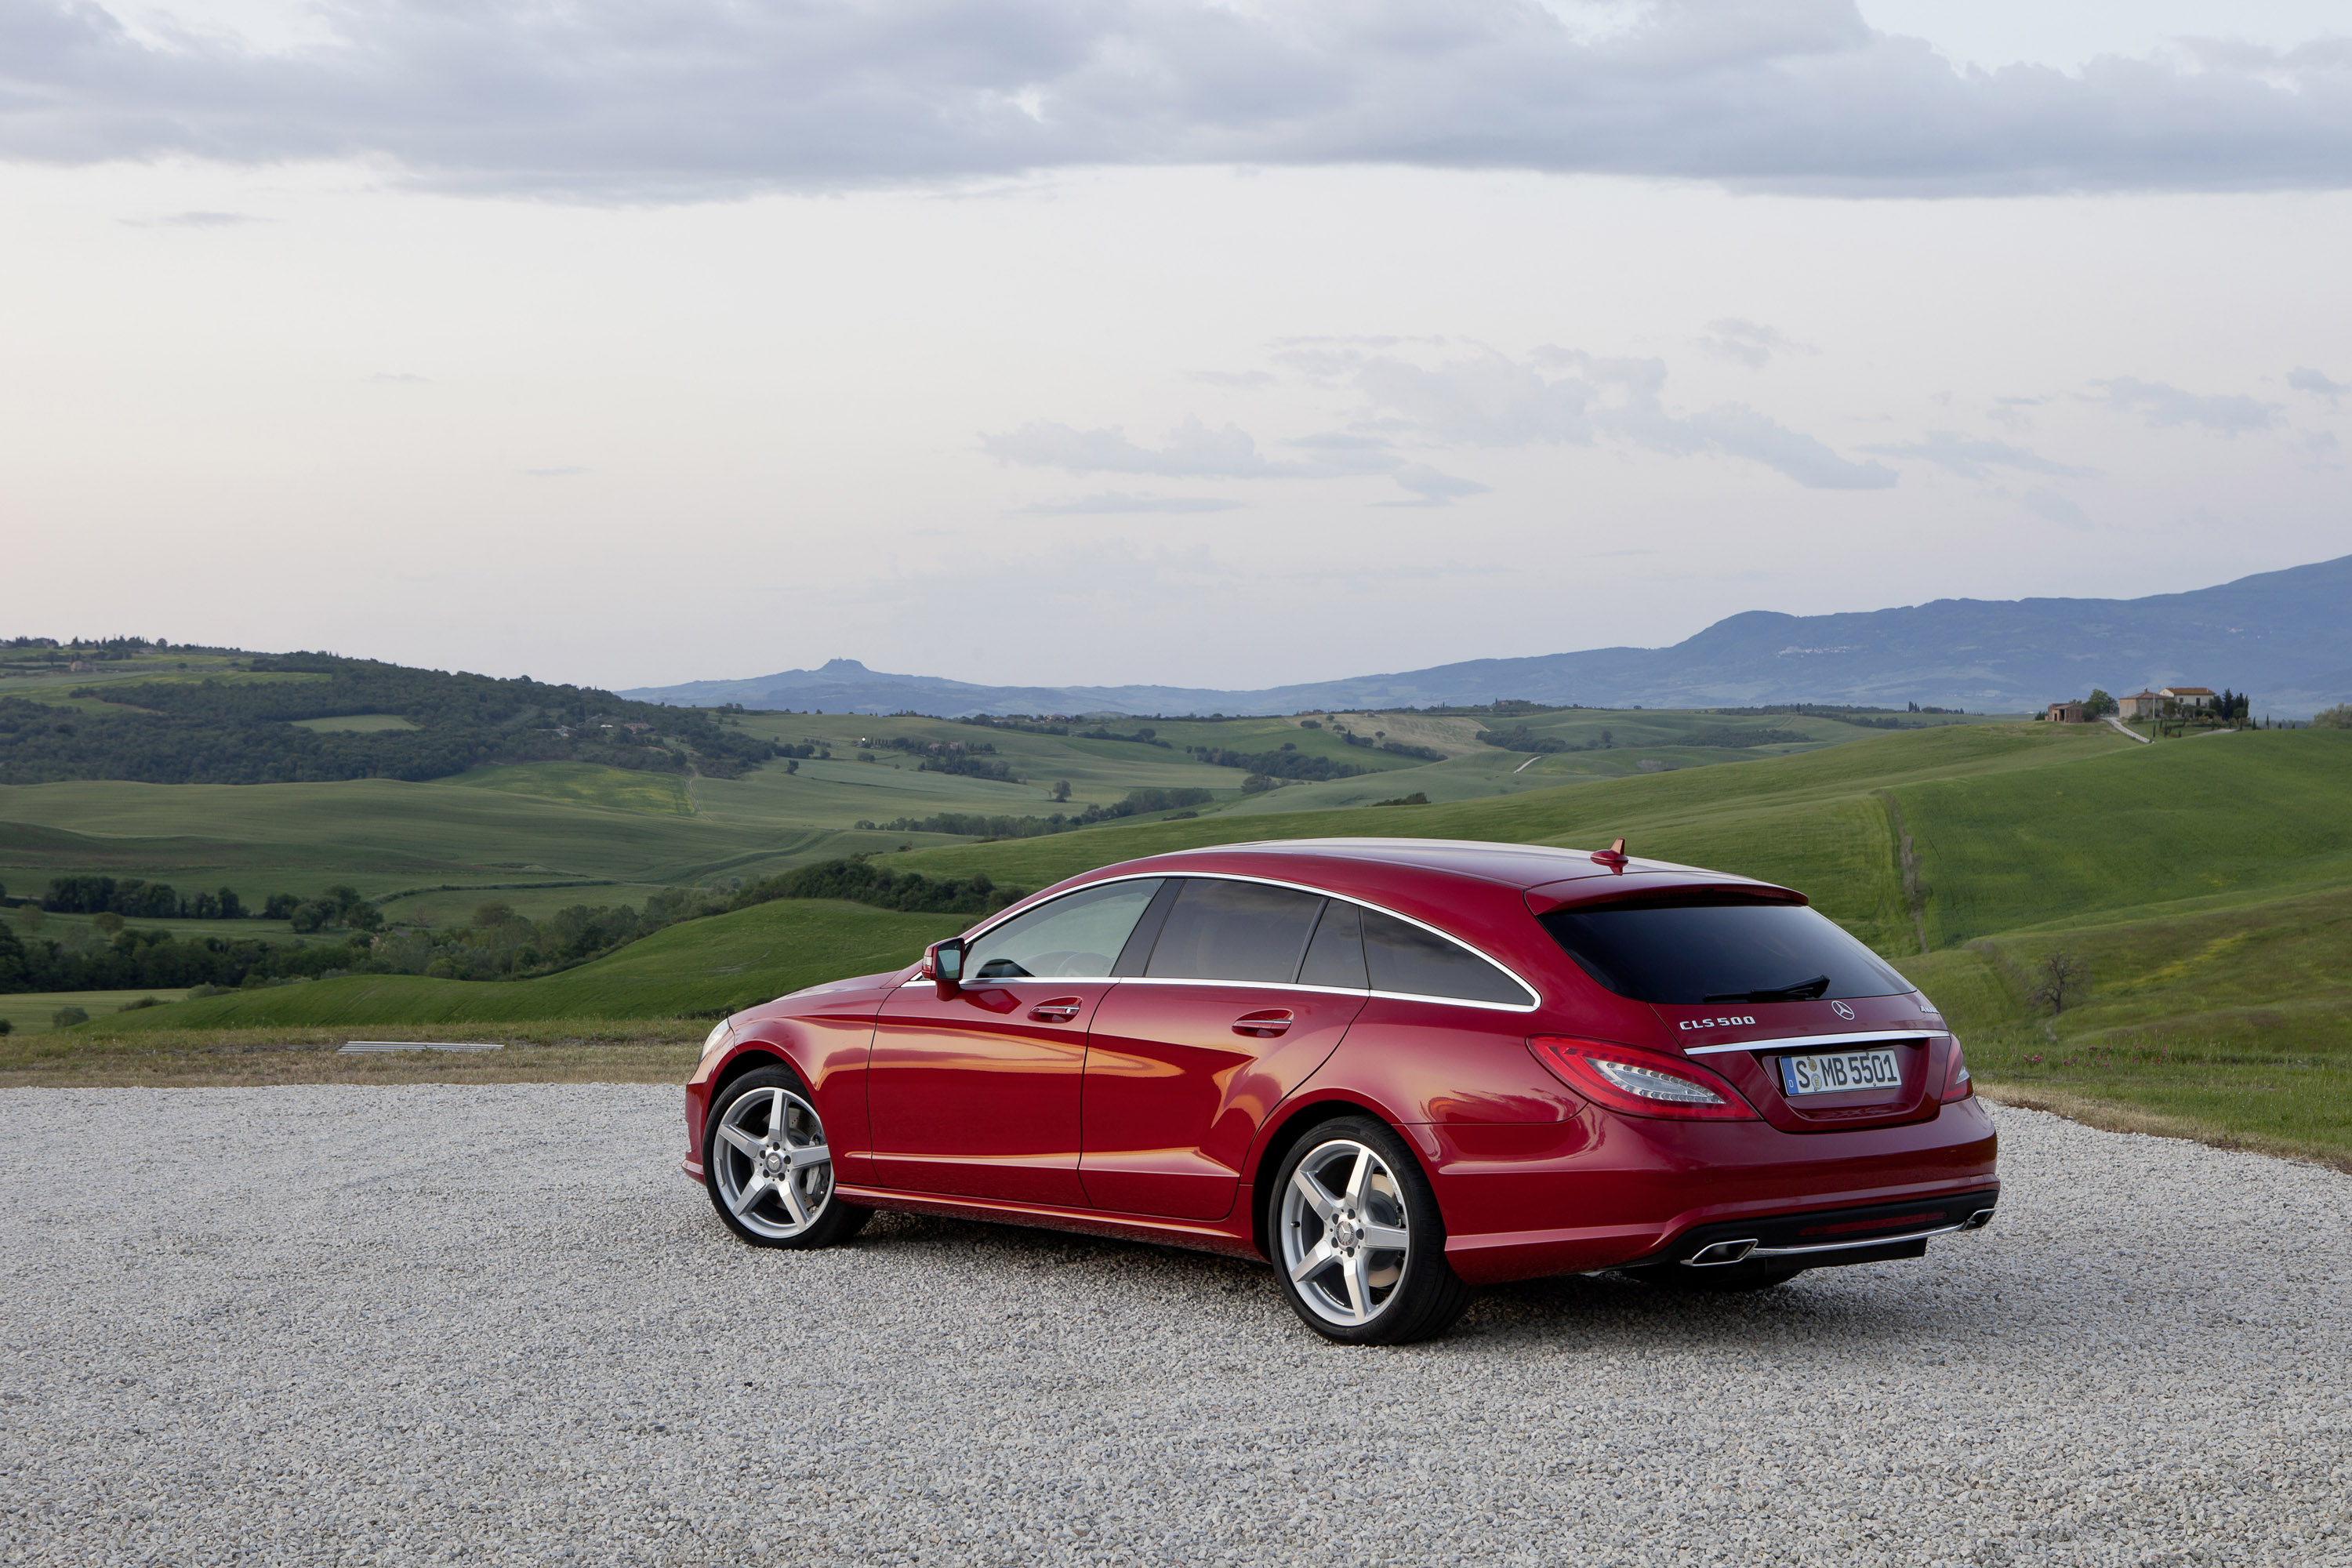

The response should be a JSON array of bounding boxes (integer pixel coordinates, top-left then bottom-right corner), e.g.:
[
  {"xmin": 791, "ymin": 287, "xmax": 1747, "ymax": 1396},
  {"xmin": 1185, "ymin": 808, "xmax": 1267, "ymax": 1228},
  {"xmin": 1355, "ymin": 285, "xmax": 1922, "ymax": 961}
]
[
  {"xmin": 1330, "ymin": 344, "xmax": 1896, "ymax": 490},
  {"xmin": 1375, "ymin": 463, "xmax": 1491, "ymax": 507},
  {"xmin": 2288, "ymin": 365, "xmax": 2346, "ymax": 404},
  {"xmin": 1013, "ymin": 492, "xmax": 1243, "ymax": 514},
  {"xmin": 5, "ymin": 0, "xmax": 2352, "ymax": 200},
  {"xmin": 2093, "ymin": 376, "xmax": 2281, "ymax": 434},
  {"xmin": 1863, "ymin": 430, "xmax": 2096, "ymax": 479},
  {"xmin": 1696, "ymin": 318, "xmax": 1813, "ymax": 368},
  {"xmin": 2020, "ymin": 487, "xmax": 2087, "ymax": 526}
]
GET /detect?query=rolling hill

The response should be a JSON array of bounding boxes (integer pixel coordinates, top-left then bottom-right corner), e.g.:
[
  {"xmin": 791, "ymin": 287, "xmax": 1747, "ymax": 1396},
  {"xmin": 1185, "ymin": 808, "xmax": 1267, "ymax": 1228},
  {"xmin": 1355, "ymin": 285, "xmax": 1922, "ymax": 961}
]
[{"xmin": 621, "ymin": 554, "xmax": 2352, "ymax": 718}]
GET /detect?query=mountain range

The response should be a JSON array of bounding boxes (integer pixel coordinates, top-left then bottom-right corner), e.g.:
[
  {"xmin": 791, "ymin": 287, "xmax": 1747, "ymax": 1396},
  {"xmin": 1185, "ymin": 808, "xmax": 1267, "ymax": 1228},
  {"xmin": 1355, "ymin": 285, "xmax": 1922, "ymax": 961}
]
[{"xmin": 622, "ymin": 554, "xmax": 2352, "ymax": 719}]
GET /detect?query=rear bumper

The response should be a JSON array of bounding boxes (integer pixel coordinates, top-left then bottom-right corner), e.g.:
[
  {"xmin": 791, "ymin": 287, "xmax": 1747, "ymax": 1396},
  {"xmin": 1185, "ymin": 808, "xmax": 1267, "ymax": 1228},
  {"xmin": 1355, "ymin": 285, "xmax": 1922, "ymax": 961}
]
[
  {"xmin": 1631, "ymin": 1189, "xmax": 1999, "ymax": 1271},
  {"xmin": 1425, "ymin": 1095, "xmax": 2000, "ymax": 1283}
]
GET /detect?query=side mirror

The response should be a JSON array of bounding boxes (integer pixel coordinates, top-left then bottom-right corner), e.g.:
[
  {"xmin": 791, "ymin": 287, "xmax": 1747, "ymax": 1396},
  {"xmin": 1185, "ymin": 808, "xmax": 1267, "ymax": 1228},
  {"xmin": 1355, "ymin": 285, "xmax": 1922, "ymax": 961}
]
[{"xmin": 925, "ymin": 938, "xmax": 966, "ymax": 998}]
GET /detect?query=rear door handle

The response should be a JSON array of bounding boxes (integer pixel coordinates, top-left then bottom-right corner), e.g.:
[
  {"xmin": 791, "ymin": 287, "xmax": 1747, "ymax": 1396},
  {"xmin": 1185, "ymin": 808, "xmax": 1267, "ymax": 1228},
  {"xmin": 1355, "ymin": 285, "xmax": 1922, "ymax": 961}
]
[
  {"xmin": 1232, "ymin": 1008, "xmax": 1294, "ymax": 1038},
  {"xmin": 1029, "ymin": 998, "xmax": 1083, "ymax": 1023}
]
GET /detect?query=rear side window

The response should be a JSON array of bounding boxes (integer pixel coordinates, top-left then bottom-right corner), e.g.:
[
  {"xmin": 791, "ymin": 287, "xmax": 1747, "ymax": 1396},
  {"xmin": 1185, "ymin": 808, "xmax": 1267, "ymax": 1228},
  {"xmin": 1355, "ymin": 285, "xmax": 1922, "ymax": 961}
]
[
  {"xmin": 1145, "ymin": 880, "xmax": 1326, "ymax": 984},
  {"xmin": 1297, "ymin": 900, "xmax": 1369, "ymax": 989},
  {"xmin": 1361, "ymin": 910, "xmax": 1530, "ymax": 1006},
  {"xmin": 1538, "ymin": 900, "xmax": 1911, "ymax": 1004}
]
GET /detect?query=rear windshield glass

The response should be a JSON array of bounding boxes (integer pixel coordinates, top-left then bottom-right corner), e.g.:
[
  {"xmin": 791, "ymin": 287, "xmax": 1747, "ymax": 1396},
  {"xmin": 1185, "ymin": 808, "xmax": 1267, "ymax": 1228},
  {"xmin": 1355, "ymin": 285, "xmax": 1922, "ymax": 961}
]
[{"xmin": 1538, "ymin": 901, "xmax": 1912, "ymax": 1004}]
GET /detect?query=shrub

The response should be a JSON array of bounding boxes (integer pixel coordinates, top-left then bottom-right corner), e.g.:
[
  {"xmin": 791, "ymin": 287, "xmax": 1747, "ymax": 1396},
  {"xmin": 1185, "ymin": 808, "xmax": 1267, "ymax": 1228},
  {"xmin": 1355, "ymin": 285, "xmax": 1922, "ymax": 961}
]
[
  {"xmin": 118, "ymin": 996, "xmax": 165, "ymax": 1011},
  {"xmin": 51, "ymin": 1006, "xmax": 89, "ymax": 1026}
]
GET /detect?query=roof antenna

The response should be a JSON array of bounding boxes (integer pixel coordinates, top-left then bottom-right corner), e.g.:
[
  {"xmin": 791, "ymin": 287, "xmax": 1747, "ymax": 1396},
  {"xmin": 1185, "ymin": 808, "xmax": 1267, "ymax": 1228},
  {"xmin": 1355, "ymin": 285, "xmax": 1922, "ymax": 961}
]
[{"xmin": 1592, "ymin": 837, "xmax": 1629, "ymax": 871}]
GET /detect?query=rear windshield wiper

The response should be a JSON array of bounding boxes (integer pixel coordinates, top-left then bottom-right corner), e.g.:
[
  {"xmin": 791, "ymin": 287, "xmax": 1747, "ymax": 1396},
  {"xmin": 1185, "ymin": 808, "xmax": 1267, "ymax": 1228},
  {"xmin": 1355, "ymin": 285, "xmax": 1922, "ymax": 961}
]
[{"xmin": 1704, "ymin": 975, "xmax": 1831, "ymax": 1004}]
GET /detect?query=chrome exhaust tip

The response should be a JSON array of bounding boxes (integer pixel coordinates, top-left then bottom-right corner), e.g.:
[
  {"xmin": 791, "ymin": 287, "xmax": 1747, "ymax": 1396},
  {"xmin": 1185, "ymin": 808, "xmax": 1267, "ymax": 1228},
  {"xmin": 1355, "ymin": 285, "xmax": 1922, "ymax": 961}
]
[
  {"xmin": 1961, "ymin": 1208, "xmax": 1995, "ymax": 1231},
  {"xmin": 1682, "ymin": 1239, "xmax": 1759, "ymax": 1267}
]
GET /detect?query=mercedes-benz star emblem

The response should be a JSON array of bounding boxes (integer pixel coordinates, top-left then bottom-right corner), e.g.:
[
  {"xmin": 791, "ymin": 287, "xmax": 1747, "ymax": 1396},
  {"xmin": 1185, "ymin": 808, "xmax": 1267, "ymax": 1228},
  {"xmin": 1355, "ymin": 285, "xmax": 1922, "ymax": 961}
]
[{"xmin": 1831, "ymin": 1000, "xmax": 1857, "ymax": 1020}]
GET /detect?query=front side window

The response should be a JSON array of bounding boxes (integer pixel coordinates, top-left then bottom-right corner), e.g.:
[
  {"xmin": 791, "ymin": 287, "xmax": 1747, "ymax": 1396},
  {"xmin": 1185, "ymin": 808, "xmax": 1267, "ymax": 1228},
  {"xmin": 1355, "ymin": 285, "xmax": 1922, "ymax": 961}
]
[
  {"xmin": 965, "ymin": 880, "xmax": 1163, "ymax": 979},
  {"xmin": 1538, "ymin": 899, "xmax": 1911, "ymax": 1004},
  {"xmin": 1145, "ymin": 879, "xmax": 1327, "ymax": 984}
]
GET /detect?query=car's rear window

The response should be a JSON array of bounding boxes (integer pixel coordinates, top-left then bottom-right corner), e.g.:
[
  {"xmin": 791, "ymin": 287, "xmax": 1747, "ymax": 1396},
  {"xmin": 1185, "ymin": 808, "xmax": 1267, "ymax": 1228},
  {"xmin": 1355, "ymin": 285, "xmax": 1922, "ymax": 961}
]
[{"xmin": 1537, "ymin": 899, "xmax": 1912, "ymax": 1004}]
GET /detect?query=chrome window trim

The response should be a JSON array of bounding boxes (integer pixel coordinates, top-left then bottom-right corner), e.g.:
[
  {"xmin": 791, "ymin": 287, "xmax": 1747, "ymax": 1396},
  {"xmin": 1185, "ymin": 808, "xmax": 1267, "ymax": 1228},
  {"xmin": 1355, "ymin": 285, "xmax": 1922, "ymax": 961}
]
[
  {"xmin": 944, "ymin": 869, "xmax": 1544, "ymax": 1011},
  {"xmin": 1681, "ymin": 1029, "xmax": 1953, "ymax": 1057}
]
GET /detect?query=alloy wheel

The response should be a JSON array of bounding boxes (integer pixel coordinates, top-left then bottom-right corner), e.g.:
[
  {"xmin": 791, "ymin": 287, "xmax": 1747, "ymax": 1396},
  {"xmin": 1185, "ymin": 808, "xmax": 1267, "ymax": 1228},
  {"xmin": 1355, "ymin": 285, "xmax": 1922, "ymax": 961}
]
[
  {"xmin": 1279, "ymin": 1138, "xmax": 1412, "ymax": 1327},
  {"xmin": 711, "ymin": 1085, "xmax": 833, "ymax": 1241}
]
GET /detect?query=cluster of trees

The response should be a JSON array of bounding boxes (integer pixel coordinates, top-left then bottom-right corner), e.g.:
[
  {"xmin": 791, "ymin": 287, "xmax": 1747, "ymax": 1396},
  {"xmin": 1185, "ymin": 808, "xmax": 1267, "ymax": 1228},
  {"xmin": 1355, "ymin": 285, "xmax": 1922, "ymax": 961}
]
[
  {"xmin": 729, "ymin": 860, "xmax": 1026, "ymax": 917},
  {"xmin": 1338, "ymin": 733, "xmax": 1445, "ymax": 760},
  {"xmin": 358, "ymin": 889, "xmax": 723, "ymax": 981},
  {"xmin": 858, "ymin": 786, "xmax": 1216, "ymax": 840},
  {"xmin": 2314, "ymin": 705, "xmax": 2352, "ymax": 729},
  {"xmin": 1185, "ymin": 742, "xmax": 1366, "ymax": 782},
  {"xmin": 1675, "ymin": 728, "xmax": 1815, "ymax": 748},
  {"xmin": 0, "ymin": 918, "xmax": 379, "ymax": 995},
  {"xmin": 38, "ymin": 876, "xmax": 247, "ymax": 920},
  {"xmin": 0, "ymin": 654, "xmax": 778, "ymax": 786},
  {"xmin": 1476, "ymin": 724, "xmax": 1624, "ymax": 753}
]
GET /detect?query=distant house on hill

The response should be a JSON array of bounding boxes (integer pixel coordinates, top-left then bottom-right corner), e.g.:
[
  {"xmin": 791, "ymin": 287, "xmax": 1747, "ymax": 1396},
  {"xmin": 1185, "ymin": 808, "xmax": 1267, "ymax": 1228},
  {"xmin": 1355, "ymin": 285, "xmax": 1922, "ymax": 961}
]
[
  {"xmin": 2047, "ymin": 702, "xmax": 2089, "ymax": 723},
  {"xmin": 2161, "ymin": 687, "xmax": 2216, "ymax": 710},
  {"xmin": 2118, "ymin": 689, "xmax": 2165, "ymax": 720},
  {"xmin": 67, "ymin": 659, "xmax": 93, "ymax": 673}
]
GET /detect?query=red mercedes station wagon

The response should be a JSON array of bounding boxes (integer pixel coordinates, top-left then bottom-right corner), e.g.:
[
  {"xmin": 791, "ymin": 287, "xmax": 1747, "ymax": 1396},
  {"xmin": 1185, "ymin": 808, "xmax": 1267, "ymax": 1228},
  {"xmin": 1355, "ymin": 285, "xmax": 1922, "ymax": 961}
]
[{"xmin": 684, "ymin": 838, "xmax": 1998, "ymax": 1343}]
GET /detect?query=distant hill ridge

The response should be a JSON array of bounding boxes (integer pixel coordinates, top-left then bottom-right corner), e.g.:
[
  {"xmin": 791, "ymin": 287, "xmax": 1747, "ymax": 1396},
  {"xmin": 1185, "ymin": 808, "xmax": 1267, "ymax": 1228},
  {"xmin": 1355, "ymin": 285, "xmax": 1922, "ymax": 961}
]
[{"xmin": 623, "ymin": 554, "xmax": 2352, "ymax": 719}]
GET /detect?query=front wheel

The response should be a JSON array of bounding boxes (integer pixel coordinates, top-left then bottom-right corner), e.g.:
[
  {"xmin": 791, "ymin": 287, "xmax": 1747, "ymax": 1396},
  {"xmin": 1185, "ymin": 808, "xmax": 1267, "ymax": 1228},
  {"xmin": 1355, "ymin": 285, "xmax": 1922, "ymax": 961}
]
[
  {"xmin": 1269, "ymin": 1117, "xmax": 1470, "ymax": 1345},
  {"xmin": 702, "ymin": 1067, "xmax": 870, "ymax": 1249}
]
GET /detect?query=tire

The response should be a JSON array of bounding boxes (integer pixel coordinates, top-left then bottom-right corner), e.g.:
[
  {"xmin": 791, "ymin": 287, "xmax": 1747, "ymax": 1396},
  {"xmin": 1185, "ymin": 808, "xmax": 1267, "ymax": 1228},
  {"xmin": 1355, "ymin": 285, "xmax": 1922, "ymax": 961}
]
[
  {"xmin": 1269, "ymin": 1116, "xmax": 1470, "ymax": 1345},
  {"xmin": 702, "ymin": 1066, "xmax": 871, "ymax": 1250},
  {"xmin": 1620, "ymin": 1261, "xmax": 1805, "ymax": 1294}
]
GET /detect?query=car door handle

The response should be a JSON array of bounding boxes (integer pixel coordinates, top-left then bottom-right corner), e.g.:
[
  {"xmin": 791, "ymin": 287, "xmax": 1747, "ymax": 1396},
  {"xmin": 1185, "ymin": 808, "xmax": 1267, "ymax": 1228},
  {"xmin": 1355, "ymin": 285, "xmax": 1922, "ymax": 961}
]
[
  {"xmin": 1232, "ymin": 1009, "xmax": 1294, "ymax": 1038},
  {"xmin": 1029, "ymin": 998, "xmax": 1083, "ymax": 1023}
]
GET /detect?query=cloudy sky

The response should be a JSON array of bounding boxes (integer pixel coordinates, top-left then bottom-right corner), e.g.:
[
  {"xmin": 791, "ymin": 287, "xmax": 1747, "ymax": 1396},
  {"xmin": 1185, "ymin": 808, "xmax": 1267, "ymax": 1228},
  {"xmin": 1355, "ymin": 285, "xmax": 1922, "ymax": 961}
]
[{"xmin": 4, "ymin": 0, "xmax": 2350, "ymax": 691}]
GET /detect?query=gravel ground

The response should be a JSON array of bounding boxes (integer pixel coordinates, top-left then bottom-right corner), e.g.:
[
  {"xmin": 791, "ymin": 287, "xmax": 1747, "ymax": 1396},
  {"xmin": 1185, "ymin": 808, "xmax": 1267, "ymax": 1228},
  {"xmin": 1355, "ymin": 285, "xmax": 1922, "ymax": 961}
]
[{"xmin": 2, "ymin": 1087, "xmax": 2346, "ymax": 1567}]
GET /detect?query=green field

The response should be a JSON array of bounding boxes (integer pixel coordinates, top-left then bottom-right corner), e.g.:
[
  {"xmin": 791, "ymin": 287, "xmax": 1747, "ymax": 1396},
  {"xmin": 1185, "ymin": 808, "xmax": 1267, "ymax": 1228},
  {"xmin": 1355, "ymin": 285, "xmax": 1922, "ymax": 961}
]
[
  {"xmin": 93, "ymin": 898, "xmax": 962, "ymax": 1029},
  {"xmin": 0, "ymin": 988, "xmax": 195, "ymax": 1034}
]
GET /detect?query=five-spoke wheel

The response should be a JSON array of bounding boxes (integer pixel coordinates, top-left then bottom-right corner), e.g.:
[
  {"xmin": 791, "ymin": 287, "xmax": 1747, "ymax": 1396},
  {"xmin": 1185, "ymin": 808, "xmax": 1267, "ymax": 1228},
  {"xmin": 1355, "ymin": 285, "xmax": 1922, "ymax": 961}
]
[
  {"xmin": 1269, "ymin": 1116, "xmax": 1468, "ymax": 1345},
  {"xmin": 702, "ymin": 1066, "xmax": 870, "ymax": 1249}
]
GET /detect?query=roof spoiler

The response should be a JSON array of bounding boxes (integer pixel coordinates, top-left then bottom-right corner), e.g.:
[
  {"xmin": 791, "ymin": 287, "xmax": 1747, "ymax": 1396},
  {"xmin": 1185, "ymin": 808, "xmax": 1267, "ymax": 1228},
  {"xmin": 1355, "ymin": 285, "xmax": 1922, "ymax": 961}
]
[{"xmin": 1523, "ymin": 872, "xmax": 1808, "ymax": 917}]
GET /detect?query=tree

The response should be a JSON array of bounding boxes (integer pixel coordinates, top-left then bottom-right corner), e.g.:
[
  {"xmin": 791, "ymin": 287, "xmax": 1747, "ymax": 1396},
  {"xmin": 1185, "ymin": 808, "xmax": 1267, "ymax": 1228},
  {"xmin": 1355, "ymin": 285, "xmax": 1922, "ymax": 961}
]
[
  {"xmin": 472, "ymin": 899, "xmax": 517, "ymax": 928},
  {"xmin": 2028, "ymin": 950, "xmax": 2089, "ymax": 1014},
  {"xmin": 2313, "ymin": 704, "xmax": 2352, "ymax": 730},
  {"xmin": 289, "ymin": 902, "xmax": 326, "ymax": 934},
  {"xmin": 1051, "ymin": 779, "xmax": 1072, "ymax": 802},
  {"xmin": 93, "ymin": 912, "xmax": 125, "ymax": 935},
  {"xmin": 2083, "ymin": 689, "xmax": 2116, "ymax": 718}
]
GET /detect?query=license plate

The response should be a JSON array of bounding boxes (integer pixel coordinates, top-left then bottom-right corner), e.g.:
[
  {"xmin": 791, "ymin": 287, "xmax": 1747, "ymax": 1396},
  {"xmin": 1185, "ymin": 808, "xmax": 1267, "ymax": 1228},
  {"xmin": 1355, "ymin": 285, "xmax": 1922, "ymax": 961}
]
[{"xmin": 1778, "ymin": 1047, "xmax": 1904, "ymax": 1097}]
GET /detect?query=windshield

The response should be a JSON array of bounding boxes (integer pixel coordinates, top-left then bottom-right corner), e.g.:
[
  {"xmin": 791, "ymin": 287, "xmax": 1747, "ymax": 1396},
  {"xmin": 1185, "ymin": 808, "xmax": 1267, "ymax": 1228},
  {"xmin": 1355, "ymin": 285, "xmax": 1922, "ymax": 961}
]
[{"xmin": 1537, "ymin": 899, "xmax": 1912, "ymax": 1005}]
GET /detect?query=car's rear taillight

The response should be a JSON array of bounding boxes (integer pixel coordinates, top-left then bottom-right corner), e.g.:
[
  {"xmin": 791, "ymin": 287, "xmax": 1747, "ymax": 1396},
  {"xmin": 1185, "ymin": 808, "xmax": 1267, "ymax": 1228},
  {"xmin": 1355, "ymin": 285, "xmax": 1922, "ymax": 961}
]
[
  {"xmin": 1526, "ymin": 1036, "xmax": 1760, "ymax": 1121},
  {"xmin": 1941, "ymin": 1038, "xmax": 1974, "ymax": 1102}
]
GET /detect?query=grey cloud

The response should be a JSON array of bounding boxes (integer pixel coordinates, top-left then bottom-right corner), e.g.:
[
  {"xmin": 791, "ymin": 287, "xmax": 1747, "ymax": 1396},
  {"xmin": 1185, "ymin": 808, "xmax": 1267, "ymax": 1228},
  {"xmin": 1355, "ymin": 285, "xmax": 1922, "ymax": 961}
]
[
  {"xmin": 1697, "ymin": 318, "xmax": 1810, "ymax": 369},
  {"xmin": 8, "ymin": 1, "xmax": 2352, "ymax": 199},
  {"xmin": 1014, "ymin": 492, "xmax": 1243, "ymax": 514},
  {"xmin": 1336, "ymin": 345, "xmax": 1894, "ymax": 490},
  {"xmin": 2093, "ymin": 377, "xmax": 2281, "ymax": 434},
  {"xmin": 1862, "ymin": 430, "xmax": 2096, "ymax": 479},
  {"xmin": 2288, "ymin": 366, "xmax": 2347, "ymax": 405}
]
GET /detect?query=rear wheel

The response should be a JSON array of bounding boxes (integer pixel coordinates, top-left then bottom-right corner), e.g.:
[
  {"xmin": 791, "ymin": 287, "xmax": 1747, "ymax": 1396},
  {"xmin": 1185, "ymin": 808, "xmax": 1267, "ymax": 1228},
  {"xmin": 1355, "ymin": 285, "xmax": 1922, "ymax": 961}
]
[
  {"xmin": 1269, "ymin": 1117, "xmax": 1469, "ymax": 1345},
  {"xmin": 702, "ymin": 1067, "xmax": 870, "ymax": 1249}
]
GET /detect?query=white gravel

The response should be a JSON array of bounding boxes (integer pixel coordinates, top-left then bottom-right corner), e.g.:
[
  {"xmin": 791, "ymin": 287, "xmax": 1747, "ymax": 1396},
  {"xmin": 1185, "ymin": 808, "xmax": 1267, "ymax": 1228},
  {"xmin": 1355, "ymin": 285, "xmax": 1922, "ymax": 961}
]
[{"xmin": 2, "ymin": 1087, "xmax": 2346, "ymax": 1567}]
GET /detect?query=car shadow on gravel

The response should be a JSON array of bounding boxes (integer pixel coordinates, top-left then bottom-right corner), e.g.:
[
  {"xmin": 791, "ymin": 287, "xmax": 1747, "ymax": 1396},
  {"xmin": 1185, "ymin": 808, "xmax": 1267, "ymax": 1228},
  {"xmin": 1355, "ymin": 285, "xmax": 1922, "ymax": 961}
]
[{"xmin": 835, "ymin": 1209, "xmax": 1987, "ymax": 1353}]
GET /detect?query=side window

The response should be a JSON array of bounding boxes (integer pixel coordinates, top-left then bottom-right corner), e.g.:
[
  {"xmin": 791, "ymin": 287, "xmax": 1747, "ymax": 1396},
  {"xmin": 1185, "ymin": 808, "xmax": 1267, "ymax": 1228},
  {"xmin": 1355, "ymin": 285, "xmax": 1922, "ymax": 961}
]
[
  {"xmin": 1297, "ymin": 899, "xmax": 1368, "ymax": 989},
  {"xmin": 1144, "ymin": 879, "xmax": 1327, "ymax": 984},
  {"xmin": 1362, "ymin": 909, "xmax": 1530, "ymax": 1005},
  {"xmin": 964, "ymin": 880, "xmax": 1163, "ymax": 980}
]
